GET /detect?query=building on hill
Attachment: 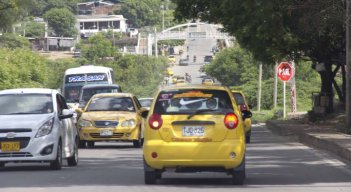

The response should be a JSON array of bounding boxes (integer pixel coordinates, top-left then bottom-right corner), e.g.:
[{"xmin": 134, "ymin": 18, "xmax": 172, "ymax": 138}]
[{"xmin": 77, "ymin": 15, "xmax": 127, "ymax": 38}]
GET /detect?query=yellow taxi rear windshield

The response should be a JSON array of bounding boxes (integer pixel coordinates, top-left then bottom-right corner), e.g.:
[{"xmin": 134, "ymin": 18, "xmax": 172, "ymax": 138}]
[{"xmin": 154, "ymin": 90, "xmax": 233, "ymax": 115}]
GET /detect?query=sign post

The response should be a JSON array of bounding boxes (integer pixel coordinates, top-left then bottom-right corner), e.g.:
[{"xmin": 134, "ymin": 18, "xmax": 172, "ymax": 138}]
[{"xmin": 277, "ymin": 62, "xmax": 294, "ymax": 119}]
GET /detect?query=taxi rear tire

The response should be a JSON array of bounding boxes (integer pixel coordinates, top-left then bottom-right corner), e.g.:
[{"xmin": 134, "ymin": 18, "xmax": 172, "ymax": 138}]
[
  {"xmin": 50, "ymin": 141, "xmax": 62, "ymax": 170},
  {"xmin": 144, "ymin": 170, "xmax": 157, "ymax": 184},
  {"xmin": 245, "ymin": 135, "xmax": 251, "ymax": 144},
  {"xmin": 231, "ymin": 158, "xmax": 246, "ymax": 185},
  {"xmin": 0, "ymin": 162, "xmax": 5, "ymax": 168},
  {"xmin": 245, "ymin": 130, "xmax": 251, "ymax": 144}
]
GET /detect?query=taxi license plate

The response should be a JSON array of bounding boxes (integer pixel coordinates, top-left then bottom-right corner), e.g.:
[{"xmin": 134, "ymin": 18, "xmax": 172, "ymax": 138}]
[
  {"xmin": 182, "ymin": 126, "xmax": 204, "ymax": 137},
  {"xmin": 1, "ymin": 142, "xmax": 20, "ymax": 152},
  {"xmin": 100, "ymin": 129, "xmax": 113, "ymax": 136}
]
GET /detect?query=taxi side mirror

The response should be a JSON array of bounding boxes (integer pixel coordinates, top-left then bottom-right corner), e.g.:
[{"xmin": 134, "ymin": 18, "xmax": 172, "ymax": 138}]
[
  {"xmin": 75, "ymin": 108, "xmax": 84, "ymax": 114},
  {"xmin": 141, "ymin": 110, "xmax": 149, "ymax": 119},
  {"xmin": 242, "ymin": 110, "xmax": 252, "ymax": 119}
]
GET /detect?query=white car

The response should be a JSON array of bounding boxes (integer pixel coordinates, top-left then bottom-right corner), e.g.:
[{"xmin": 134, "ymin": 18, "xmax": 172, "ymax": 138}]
[{"xmin": 0, "ymin": 88, "xmax": 79, "ymax": 170}]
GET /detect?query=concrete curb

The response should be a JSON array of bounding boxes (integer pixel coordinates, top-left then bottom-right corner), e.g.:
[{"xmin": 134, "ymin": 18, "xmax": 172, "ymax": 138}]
[{"xmin": 266, "ymin": 120, "xmax": 351, "ymax": 163}]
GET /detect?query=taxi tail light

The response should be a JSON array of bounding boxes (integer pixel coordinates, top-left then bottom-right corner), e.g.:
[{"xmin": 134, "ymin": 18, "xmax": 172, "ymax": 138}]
[
  {"xmin": 224, "ymin": 113, "xmax": 239, "ymax": 129},
  {"xmin": 149, "ymin": 114, "xmax": 163, "ymax": 129}
]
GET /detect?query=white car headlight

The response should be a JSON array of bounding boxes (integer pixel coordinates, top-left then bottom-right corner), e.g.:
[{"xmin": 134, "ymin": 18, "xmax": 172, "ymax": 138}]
[
  {"xmin": 121, "ymin": 119, "xmax": 136, "ymax": 127},
  {"xmin": 35, "ymin": 118, "xmax": 54, "ymax": 138},
  {"xmin": 78, "ymin": 119, "xmax": 93, "ymax": 127}
]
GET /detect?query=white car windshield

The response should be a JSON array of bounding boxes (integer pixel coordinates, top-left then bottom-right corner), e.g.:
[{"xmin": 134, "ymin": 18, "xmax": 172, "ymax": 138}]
[{"xmin": 0, "ymin": 94, "xmax": 53, "ymax": 115}]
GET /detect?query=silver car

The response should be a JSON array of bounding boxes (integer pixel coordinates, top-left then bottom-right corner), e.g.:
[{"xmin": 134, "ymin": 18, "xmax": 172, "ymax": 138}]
[{"xmin": 0, "ymin": 88, "xmax": 78, "ymax": 170}]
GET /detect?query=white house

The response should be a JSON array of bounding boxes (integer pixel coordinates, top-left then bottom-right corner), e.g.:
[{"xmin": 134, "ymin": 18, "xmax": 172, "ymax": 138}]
[{"xmin": 77, "ymin": 15, "xmax": 127, "ymax": 38}]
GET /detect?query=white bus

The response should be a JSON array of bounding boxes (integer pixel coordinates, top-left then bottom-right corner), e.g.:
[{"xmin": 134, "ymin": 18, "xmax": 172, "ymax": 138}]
[{"xmin": 62, "ymin": 65, "xmax": 114, "ymax": 104}]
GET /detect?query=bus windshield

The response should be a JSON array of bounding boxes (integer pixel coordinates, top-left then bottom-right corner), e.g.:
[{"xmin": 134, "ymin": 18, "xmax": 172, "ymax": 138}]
[{"xmin": 63, "ymin": 66, "xmax": 114, "ymax": 104}]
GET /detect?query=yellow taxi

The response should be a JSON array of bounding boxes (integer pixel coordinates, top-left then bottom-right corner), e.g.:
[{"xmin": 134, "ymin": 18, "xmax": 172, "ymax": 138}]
[
  {"xmin": 202, "ymin": 78, "xmax": 214, "ymax": 85},
  {"xmin": 141, "ymin": 85, "xmax": 251, "ymax": 185},
  {"xmin": 175, "ymin": 78, "xmax": 187, "ymax": 85},
  {"xmin": 231, "ymin": 91, "xmax": 252, "ymax": 143},
  {"xmin": 168, "ymin": 55, "xmax": 176, "ymax": 64},
  {"xmin": 164, "ymin": 68, "xmax": 174, "ymax": 77},
  {"xmin": 76, "ymin": 93, "xmax": 145, "ymax": 148}
]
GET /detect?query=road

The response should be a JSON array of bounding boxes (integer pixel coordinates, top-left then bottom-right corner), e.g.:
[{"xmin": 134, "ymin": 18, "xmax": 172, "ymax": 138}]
[
  {"xmin": 170, "ymin": 26, "xmax": 217, "ymax": 85},
  {"xmin": 1, "ymin": 124, "xmax": 351, "ymax": 192}
]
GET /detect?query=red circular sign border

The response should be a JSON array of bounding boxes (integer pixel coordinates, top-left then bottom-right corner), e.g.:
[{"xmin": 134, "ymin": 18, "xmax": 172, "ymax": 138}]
[{"xmin": 277, "ymin": 62, "xmax": 294, "ymax": 82}]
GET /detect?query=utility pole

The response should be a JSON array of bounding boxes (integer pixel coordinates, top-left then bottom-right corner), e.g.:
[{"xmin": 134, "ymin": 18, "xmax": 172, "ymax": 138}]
[
  {"xmin": 346, "ymin": 0, "xmax": 351, "ymax": 133},
  {"xmin": 162, "ymin": 3, "xmax": 165, "ymax": 32},
  {"xmin": 257, "ymin": 64, "xmax": 262, "ymax": 112},
  {"xmin": 154, "ymin": 27, "xmax": 158, "ymax": 57}
]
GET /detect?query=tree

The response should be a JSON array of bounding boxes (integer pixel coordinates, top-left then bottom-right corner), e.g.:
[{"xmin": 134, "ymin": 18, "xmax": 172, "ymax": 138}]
[
  {"xmin": 24, "ymin": 21, "xmax": 45, "ymax": 38},
  {"xmin": 0, "ymin": 48, "xmax": 48, "ymax": 89},
  {"xmin": 0, "ymin": 0, "xmax": 31, "ymax": 32},
  {"xmin": 81, "ymin": 33, "xmax": 115, "ymax": 62},
  {"xmin": 44, "ymin": 8, "xmax": 77, "ymax": 37},
  {"xmin": 172, "ymin": 0, "xmax": 345, "ymax": 113},
  {"xmin": 28, "ymin": 0, "xmax": 81, "ymax": 16},
  {"xmin": 115, "ymin": 0, "xmax": 162, "ymax": 28},
  {"xmin": 0, "ymin": 33, "xmax": 30, "ymax": 49}
]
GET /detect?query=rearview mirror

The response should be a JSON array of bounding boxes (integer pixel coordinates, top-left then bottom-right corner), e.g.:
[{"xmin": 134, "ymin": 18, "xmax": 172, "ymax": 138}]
[
  {"xmin": 241, "ymin": 110, "xmax": 252, "ymax": 119},
  {"xmin": 75, "ymin": 108, "xmax": 84, "ymax": 114},
  {"xmin": 141, "ymin": 110, "xmax": 149, "ymax": 119},
  {"xmin": 59, "ymin": 109, "xmax": 74, "ymax": 120}
]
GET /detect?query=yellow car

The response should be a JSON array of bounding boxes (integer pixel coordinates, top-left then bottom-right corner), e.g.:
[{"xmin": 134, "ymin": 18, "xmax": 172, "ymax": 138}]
[
  {"xmin": 164, "ymin": 68, "xmax": 174, "ymax": 77},
  {"xmin": 175, "ymin": 78, "xmax": 187, "ymax": 85},
  {"xmin": 141, "ymin": 85, "xmax": 251, "ymax": 185},
  {"xmin": 168, "ymin": 55, "xmax": 176, "ymax": 64},
  {"xmin": 76, "ymin": 93, "xmax": 145, "ymax": 148},
  {"xmin": 202, "ymin": 78, "xmax": 214, "ymax": 85},
  {"xmin": 232, "ymin": 91, "xmax": 252, "ymax": 143}
]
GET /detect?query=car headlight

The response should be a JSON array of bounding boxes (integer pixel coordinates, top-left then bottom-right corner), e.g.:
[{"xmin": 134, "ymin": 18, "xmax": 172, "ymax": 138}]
[
  {"xmin": 121, "ymin": 119, "xmax": 136, "ymax": 127},
  {"xmin": 35, "ymin": 118, "xmax": 54, "ymax": 138},
  {"xmin": 78, "ymin": 119, "xmax": 93, "ymax": 127}
]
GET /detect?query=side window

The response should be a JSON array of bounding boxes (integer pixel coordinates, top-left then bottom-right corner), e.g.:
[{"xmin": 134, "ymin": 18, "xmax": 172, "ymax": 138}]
[
  {"xmin": 56, "ymin": 94, "xmax": 68, "ymax": 115},
  {"xmin": 133, "ymin": 97, "xmax": 141, "ymax": 109},
  {"xmin": 59, "ymin": 95, "xmax": 69, "ymax": 109},
  {"xmin": 56, "ymin": 94, "xmax": 63, "ymax": 115}
]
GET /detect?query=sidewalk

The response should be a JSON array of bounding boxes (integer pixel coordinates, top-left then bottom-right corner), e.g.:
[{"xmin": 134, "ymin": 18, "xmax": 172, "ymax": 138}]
[{"xmin": 266, "ymin": 119, "xmax": 351, "ymax": 163}]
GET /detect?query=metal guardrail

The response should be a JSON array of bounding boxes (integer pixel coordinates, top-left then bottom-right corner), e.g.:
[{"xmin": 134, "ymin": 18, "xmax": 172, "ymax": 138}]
[{"xmin": 157, "ymin": 31, "xmax": 232, "ymax": 40}]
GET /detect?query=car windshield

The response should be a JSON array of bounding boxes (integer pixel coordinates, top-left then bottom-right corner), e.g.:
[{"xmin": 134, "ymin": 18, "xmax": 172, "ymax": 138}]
[
  {"xmin": 80, "ymin": 87, "xmax": 120, "ymax": 106},
  {"xmin": 139, "ymin": 99, "xmax": 153, "ymax": 108},
  {"xmin": 232, "ymin": 93, "xmax": 245, "ymax": 105},
  {"xmin": 154, "ymin": 89, "xmax": 233, "ymax": 115},
  {"xmin": 64, "ymin": 85, "xmax": 82, "ymax": 103},
  {"xmin": 86, "ymin": 97, "xmax": 135, "ymax": 112},
  {"xmin": 0, "ymin": 94, "xmax": 53, "ymax": 115}
]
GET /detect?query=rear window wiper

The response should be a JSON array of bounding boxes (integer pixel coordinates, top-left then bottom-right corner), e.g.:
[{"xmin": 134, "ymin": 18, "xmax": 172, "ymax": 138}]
[{"xmin": 187, "ymin": 109, "xmax": 217, "ymax": 120}]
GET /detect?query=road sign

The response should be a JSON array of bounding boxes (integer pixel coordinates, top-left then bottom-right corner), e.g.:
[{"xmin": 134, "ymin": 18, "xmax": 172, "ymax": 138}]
[{"xmin": 277, "ymin": 62, "xmax": 294, "ymax": 82}]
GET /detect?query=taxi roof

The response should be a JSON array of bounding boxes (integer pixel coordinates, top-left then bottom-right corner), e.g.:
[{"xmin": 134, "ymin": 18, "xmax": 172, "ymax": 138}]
[
  {"xmin": 91, "ymin": 92, "xmax": 134, "ymax": 98},
  {"xmin": 161, "ymin": 84, "xmax": 229, "ymax": 91}
]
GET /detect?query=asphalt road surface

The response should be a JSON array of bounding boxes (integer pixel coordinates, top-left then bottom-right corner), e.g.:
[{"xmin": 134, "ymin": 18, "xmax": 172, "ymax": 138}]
[
  {"xmin": 1, "ymin": 124, "xmax": 351, "ymax": 192},
  {"xmin": 170, "ymin": 26, "xmax": 217, "ymax": 85}
]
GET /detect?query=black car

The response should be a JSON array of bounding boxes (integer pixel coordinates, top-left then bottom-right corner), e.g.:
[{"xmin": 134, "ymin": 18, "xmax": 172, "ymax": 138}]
[
  {"xmin": 204, "ymin": 55, "xmax": 213, "ymax": 63},
  {"xmin": 179, "ymin": 59, "xmax": 189, "ymax": 66}
]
